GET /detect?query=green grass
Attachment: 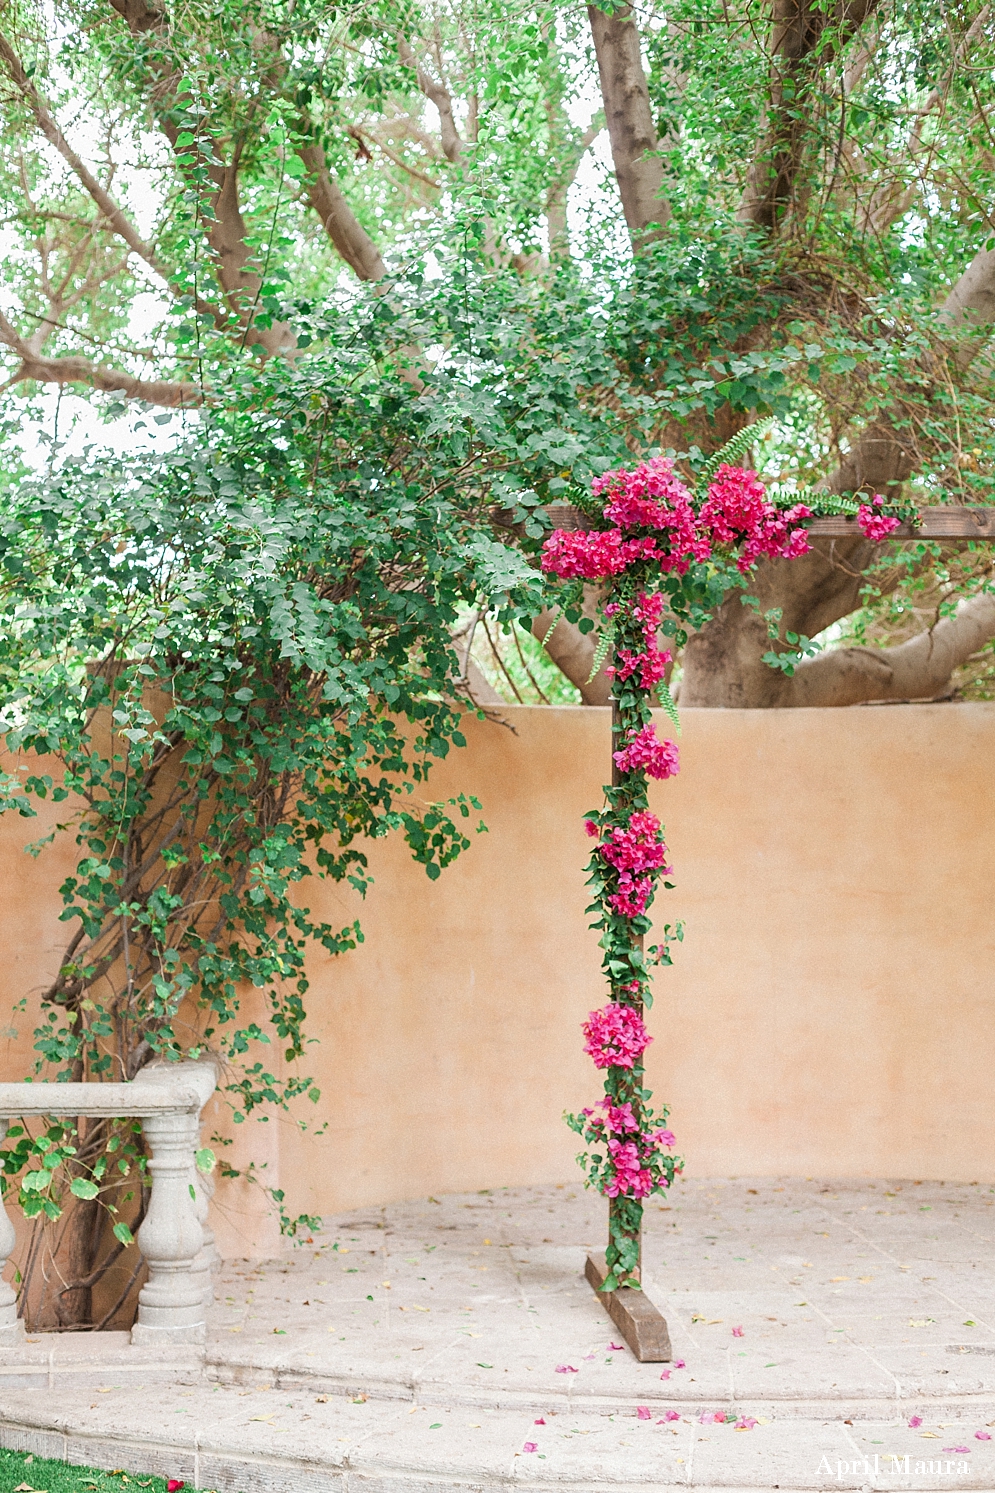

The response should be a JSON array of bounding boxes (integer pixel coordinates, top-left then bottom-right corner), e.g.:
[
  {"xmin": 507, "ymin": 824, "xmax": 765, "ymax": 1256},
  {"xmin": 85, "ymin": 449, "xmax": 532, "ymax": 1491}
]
[{"xmin": 0, "ymin": 1450, "xmax": 209, "ymax": 1493}]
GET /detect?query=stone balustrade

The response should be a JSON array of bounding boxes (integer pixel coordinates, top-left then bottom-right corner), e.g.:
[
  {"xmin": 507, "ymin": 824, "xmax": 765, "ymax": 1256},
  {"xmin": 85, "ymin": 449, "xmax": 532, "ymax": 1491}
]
[{"xmin": 0, "ymin": 1059, "xmax": 219, "ymax": 1346}]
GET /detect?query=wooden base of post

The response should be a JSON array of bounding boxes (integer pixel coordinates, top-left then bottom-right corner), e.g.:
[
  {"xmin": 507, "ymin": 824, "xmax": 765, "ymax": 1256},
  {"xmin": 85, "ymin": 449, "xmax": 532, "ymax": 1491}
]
[{"xmin": 585, "ymin": 1253, "xmax": 672, "ymax": 1362}]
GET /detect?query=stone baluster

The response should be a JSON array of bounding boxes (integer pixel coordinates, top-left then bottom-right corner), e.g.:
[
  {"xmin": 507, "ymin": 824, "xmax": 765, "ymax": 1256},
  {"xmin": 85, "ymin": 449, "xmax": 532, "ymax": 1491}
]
[
  {"xmin": 130, "ymin": 1108, "xmax": 206, "ymax": 1344},
  {"xmin": 0, "ymin": 1122, "xmax": 24, "ymax": 1340},
  {"xmin": 132, "ymin": 1058, "xmax": 220, "ymax": 1311}
]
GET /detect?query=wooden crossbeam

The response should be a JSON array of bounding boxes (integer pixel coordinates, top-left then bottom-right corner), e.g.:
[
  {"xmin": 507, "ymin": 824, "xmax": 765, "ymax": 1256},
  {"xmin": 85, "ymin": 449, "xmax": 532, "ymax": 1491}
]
[{"xmin": 541, "ymin": 503, "xmax": 995, "ymax": 542}]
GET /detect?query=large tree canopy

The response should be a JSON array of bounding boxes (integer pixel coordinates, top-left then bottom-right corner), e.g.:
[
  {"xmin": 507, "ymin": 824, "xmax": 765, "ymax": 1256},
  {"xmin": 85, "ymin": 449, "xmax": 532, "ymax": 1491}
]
[{"xmin": 0, "ymin": 0, "xmax": 994, "ymax": 704}]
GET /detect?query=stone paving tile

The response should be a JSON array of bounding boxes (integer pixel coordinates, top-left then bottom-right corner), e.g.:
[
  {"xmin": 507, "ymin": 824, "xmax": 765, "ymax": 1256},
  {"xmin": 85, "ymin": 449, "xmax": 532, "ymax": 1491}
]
[{"xmin": 9, "ymin": 1179, "xmax": 995, "ymax": 1489}]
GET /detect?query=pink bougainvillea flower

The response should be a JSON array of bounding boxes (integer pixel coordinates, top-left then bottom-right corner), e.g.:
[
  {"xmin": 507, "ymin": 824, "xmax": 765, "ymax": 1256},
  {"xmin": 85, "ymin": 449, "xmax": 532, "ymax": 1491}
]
[
  {"xmin": 522, "ymin": 1441, "xmax": 538, "ymax": 1453},
  {"xmin": 540, "ymin": 528, "xmax": 663, "ymax": 580},
  {"xmin": 659, "ymin": 1369, "xmax": 671, "ymax": 1379},
  {"xmin": 612, "ymin": 723, "xmax": 679, "ymax": 781},
  {"xmin": 732, "ymin": 1326, "xmax": 744, "ymax": 1338},
  {"xmin": 584, "ymin": 818, "xmax": 599, "ymax": 837},
  {"xmin": 673, "ymin": 1359, "xmax": 686, "ymax": 1369},
  {"xmin": 167, "ymin": 1483, "xmax": 185, "ymax": 1492},
  {"xmin": 943, "ymin": 1447, "xmax": 970, "ymax": 1454},
  {"xmin": 665, "ymin": 1410, "xmax": 681, "ymax": 1421},
  {"xmin": 734, "ymin": 1417, "xmax": 758, "ymax": 1431},
  {"xmin": 976, "ymin": 1431, "xmax": 992, "ymax": 1440},
  {"xmin": 857, "ymin": 494, "xmax": 901, "ymax": 543},
  {"xmin": 698, "ymin": 1412, "xmax": 715, "ymax": 1424},
  {"xmin": 604, "ymin": 1137, "xmax": 653, "ymax": 1198},
  {"xmin": 582, "ymin": 1003, "xmax": 652, "ymax": 1069},
  {"xmin": 555, "ymin": 1364, "xmax": 578, "ymax": 1373},
  {"xmin": 534, "ymin": 1417, "xmax": 546, "ymax": 1425},
  {"xmin": 699, "ymin": 464, "xmax": 811, "ymax": 571},
  {"xmin": 636, "ymin": 1406, "xmax": 651, "ymax": 1420},
  {"xmin": 908, "ymin": 1416, "xmax": 923, "ymax": 1428}
]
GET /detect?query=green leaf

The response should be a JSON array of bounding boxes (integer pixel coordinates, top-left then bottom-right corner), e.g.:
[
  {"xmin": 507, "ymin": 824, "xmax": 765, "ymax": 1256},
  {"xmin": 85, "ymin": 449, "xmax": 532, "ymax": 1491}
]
[
  {"xmin": 69, "ymin": 1177, "xmax": 99, "ymax": 1199},
  {"xmin": 112, "ymin": 1221, "xmax": 135, "ymax": 1246}
]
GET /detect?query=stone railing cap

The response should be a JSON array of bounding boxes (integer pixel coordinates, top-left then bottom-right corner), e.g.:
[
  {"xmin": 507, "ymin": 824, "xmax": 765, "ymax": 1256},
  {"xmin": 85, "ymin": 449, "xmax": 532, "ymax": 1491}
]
[{"xmin": 0, "ymin": 1081, "xmax": 205, "ymax": 1118}]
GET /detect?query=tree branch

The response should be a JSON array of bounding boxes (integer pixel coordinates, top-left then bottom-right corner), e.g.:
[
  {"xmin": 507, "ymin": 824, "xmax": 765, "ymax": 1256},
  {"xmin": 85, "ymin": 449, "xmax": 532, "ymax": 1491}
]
[
  {"xmin": 398, "ymin": 36, "xmax": 465, "ymax": 162},
  {"xmin": 587, "ymin": 4, "xmax": 667, "ymax": 246},
  {"xmin": 821, "ymin": 239, "xmax": 995, "ymax": 498},
  {"xmin": 0, "ymin": 308, "xmax": 198, "ymax": 404},
  {"xmin": 737, "ymin": 0, "xmax": 881, "ymax": 231},
  {"xmin": 0, "ymin": 29, "xmax": 161, "ymax": 275},
  {"xmin": 297, "ymin": 142, "xmax": 387, "ymax": 280},
  {"xmin": 782, "ymin": 591, "xmax": 995, "ymax": 705}
]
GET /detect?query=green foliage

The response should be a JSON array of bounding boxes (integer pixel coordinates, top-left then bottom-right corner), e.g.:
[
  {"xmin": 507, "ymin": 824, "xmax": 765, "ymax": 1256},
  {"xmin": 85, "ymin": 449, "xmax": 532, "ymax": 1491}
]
[{"xmin": 0, "ymin": 336, "xmax": 588, "ymax": 1255}]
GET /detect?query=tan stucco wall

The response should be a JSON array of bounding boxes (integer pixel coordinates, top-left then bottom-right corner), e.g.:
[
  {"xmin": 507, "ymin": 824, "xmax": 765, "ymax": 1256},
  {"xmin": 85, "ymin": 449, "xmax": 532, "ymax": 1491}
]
[{"xmin": 2, "ymin": 704, "xmax": 994, "ymax": 1257}]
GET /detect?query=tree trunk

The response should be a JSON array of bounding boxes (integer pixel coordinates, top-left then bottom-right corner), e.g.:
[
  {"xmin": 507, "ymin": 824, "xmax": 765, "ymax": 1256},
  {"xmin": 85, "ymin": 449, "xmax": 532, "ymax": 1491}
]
[{"xmin": 587, "ymin": 5, "xmax": 667, "ymax": 245}]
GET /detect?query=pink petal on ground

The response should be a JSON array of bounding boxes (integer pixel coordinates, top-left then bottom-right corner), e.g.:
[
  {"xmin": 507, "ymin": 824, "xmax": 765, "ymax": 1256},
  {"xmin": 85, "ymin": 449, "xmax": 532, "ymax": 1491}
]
[
  {"xmin": 943, "ymin": 1447, "xmax": 970, "ymax": 1454},
  {"xmin": 523, "ymin": 1442, "xmax": 538, "ymax": 1453},
  {"xmin": 637, "ymin": 1407, "xmax": 651, "ymax": 1420},
  {"xmin": 734, "ymin": 1417, "xmax": 758, "ymax": 1430},
  {"xmin": 659, "ymin": 1370, "xmax": 671, "ymax": 1380},
  {"xmin": 665, "ymin": 1411, "xmax": 681, "ymax": 1422},
  {"xmin": 714, "ymin": 1412, "xmax": 727, "ymax": 1423},
  {"xmin": 673, "ymin": 1359, "xmax": 686, "ymax": 1369},
  {"xmin": 732, "ymin": 1326, "xmax": 744, "ymax": 1338},
  {"xmin": 534, "ymin": 1418, "xmax": 545, "ymax": 1425},
  {"xmin": 698, "ymin": 1412, "xmax": 714, "ymax": 1424},
  {"xmin": 976, "ymin": 1432, "xmax": 992, "ymax": 1441},
  {"xmin": 608, "ymin": 1342, "xmax": 625, "ymax": 1351},
  {"xmin": 555, "ymin": 1364, "xmax": 578, "ymax": 1373},
  {"xmin": 908, "ymin": 1417, "xmax": 923, "ymax": 1428}
]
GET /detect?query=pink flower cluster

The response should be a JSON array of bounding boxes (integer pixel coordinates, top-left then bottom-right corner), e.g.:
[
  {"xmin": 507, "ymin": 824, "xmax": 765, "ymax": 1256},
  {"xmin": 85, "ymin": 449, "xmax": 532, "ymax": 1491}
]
[
  {"xmin": 605, "ymin": 591, "xmax": 671, "ymax": 692},
  {"xmin": 594, "ymin": 457, "xmax": 710, "ymax": 574},
  {"xmin": 699, "ymin": 465, "xmax": 812, "ymax": 572},
  {"xmin": 613, "ymin": 723, "xmax": 680, "ymax": 781},
  {"xmin": 541, "ymin": 458, "xmax": 814, "ymax": 581},
  {"xmin": 581, "ymin": 1097, "xmax": 676, "ymax": 1150},
  {"xmin": 605, "ymin": 1138, "xmax": 653, "ymax": 1198},
  {"xmin": 594, "ymin": 808, "xmax": 670, "ymax": 916},
  {"xmin": 539, "ymin": 529, "xmax": 662, "ymax": 580},
  {"xmin": 582, "ymin": 1002, "xmax": 652, "ymax": 1069},
  {"xmin": 857, "ymin": 493, "xmax": 902, "ymax": 542}
]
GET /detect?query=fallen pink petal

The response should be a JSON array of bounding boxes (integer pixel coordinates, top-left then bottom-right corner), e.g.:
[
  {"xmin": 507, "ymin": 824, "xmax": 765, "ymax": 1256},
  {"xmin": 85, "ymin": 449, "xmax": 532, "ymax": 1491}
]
[
  {"xmin": 637, "ymin": 1406, "xmax": 651, "ymax": 1420},
  {"xmin": 732, "ymin": 1326, "xmax": 744, "ymax": 1337},
  {"xmin": 608, "ymin": 1342, "xmax": 625, "ymax": 1351},
  {"xmin": 943, "ymin": 1447, "xmax": 970, "ymax": 1454},
  {"xmin": 659, "ymin": 1369, "xmax": 671, "ymax": 1379},
  {"xmin": 734, "ymin": 1417, "xmax": 758, "ymax": 1430},
  {"xmin": 976, "ymin": 1431, "xmax": 992, "ymax": 1441},
  {"xmin": 534, "ymin": 1418, "xmax": 545, "ymax": 1425},
  {"xmin": 908, "ymin": 1416, "xmax": 923, "ymax": 1428},
  {"xmin": 523, "ymin": 1442, "xmax": 538, "ymax": 1453},
  {"xmin": 555, "ymin": 1364, "xmax": 578, "ymax": 1373},
  {"xmin": 665, "ymin": 1410, "xmax": 681, "ymax": 1422},
  {"xmin": 673, "ymin": 1359, "xmax": 686, "ymax": 1369}
]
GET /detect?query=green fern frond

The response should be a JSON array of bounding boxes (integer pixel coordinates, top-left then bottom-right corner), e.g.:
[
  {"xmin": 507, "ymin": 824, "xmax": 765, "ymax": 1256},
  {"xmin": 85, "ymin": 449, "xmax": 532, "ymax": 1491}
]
[
  {"xmin": 772, "ymin": 488, "xmax": 860, "ymax": 515},
  {"xmin": 538, "ymin": 613, "xmax": 560, "ymax": 649},
  {"xmin": 697, "ymin": 417, "xmax": 776, "ymax": 488},
  {"xmin": 656, "ymin": 680, "xmax": 681, "ymax": 735},
  {"xmin": 586, "ymin": 624, "xmax": 615, "ymax": 683}
]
